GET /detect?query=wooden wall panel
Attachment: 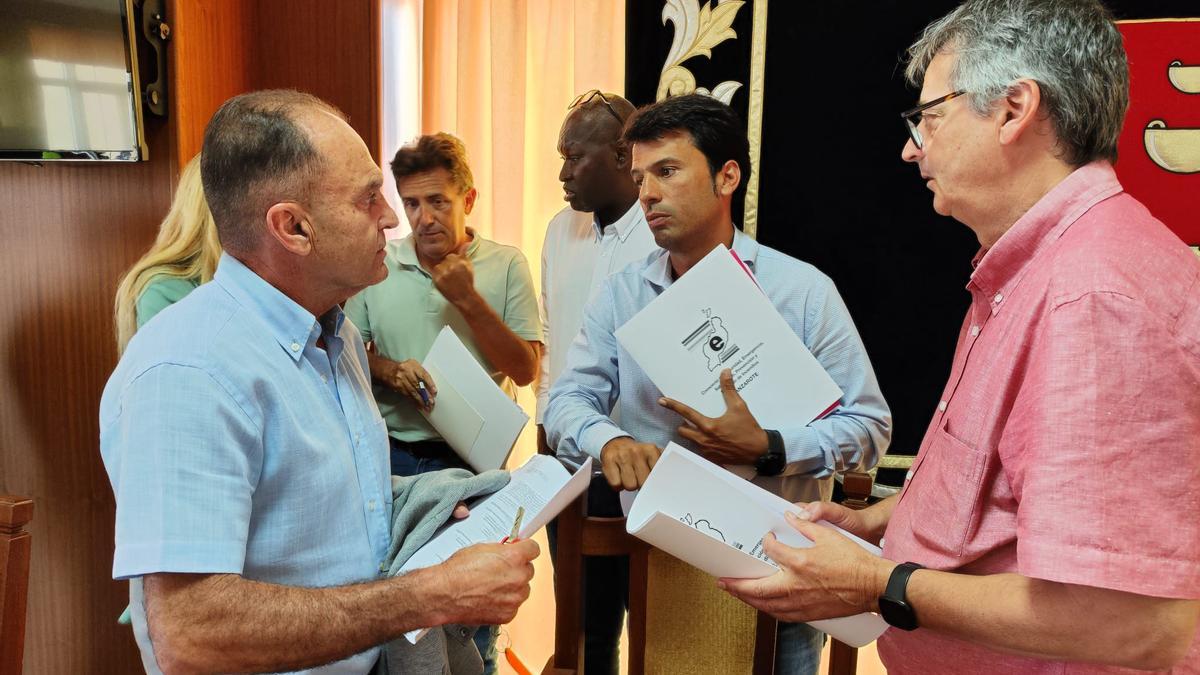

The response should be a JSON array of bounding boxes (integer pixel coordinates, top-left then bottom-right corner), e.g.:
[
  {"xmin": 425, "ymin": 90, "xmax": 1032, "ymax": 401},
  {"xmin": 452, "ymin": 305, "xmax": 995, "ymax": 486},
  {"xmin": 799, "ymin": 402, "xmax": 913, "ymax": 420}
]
[
  {"xmin": 1, "ymin": 3, "xmax": 381, "ymax": 672},
  {"xmin": 0, "ymin": 116, "xmax": 174, "ymax": 674},
  {"xmin": 252, "ymin": 0, "xmax": 382, "ymax": 161},
  {"xmin": 171, "ymin": 0, "xmax": 255, "ymax": 167}
]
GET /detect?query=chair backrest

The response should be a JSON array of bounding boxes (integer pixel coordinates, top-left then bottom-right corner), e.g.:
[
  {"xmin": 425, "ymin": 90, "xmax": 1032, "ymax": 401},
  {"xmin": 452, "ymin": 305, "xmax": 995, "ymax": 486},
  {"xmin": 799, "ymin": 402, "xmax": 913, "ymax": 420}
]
[
  {"xmin": 826, "ymin": 471, "xmax": 875, "ymax": 675},
  {"xmin": 545, "ymin": 490, "xmax": 776, "ymax": 675},
  {"xmin": 0, "ymin": 496, "xmax": 34, "ymax": 675}
]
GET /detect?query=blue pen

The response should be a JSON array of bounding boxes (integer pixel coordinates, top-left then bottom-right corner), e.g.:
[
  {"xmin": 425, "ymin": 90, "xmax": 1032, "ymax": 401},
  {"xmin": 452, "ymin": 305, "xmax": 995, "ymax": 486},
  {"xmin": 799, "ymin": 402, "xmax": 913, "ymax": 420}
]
[{"xmin": 417, "ymin": 380, "xmax": 431, "ymax": 407}]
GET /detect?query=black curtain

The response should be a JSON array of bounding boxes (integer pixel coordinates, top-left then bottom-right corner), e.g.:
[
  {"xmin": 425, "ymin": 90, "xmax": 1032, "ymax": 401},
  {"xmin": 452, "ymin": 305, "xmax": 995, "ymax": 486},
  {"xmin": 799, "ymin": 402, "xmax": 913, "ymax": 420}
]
[{"xmin": 624, "ymin": 1, "xmax": 1198, "ymax": 486}]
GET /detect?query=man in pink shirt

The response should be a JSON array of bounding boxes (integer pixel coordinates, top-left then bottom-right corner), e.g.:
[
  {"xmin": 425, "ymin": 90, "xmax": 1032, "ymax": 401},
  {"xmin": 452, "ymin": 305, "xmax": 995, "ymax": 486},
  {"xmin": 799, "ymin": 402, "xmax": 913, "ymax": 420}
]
[{"xmin": 720, "ymin": 0, "xmax": 1200, "ymax": 672}]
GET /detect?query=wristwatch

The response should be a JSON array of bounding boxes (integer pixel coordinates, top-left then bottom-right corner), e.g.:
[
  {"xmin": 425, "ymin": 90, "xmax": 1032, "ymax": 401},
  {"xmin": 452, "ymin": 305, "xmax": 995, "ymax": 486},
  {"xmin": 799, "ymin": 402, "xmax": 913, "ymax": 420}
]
[
  {"xmin": 878, "ymin": 561, "xmax": 924, "ymax": 631},
  {"xmin": 754, "ymin": 429, "xmax": 786, "ymax": 476}
]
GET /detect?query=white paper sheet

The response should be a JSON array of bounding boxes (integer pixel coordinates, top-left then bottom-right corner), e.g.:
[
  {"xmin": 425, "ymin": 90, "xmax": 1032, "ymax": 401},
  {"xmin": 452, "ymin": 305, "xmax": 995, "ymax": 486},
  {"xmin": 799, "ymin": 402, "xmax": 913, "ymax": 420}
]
[
  {"xmin": 420, "ymin": 326, "xmax": 529, "ymax": 472},
  {"xmin": 626, "ymin": 444, "xmax": 889, "ymax": 648},
  {"xmin": 401, "ymin": 455, "xmax": 593, "ymax": 642},
  {"xmin": 614, "ymin": 244, "xmax": 843, "ymax": 429}
]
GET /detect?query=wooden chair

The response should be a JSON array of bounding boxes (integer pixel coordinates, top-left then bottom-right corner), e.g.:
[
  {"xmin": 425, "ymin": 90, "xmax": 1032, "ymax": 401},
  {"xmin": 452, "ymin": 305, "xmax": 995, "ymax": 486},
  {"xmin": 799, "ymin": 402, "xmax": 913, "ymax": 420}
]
[
  {"xmin": 545, "ymin": 489, "xmax": 777, "ymax": 674},
  {"xmin": 0, "ymin": 496, "xmax": 34, "ymax": 675}
]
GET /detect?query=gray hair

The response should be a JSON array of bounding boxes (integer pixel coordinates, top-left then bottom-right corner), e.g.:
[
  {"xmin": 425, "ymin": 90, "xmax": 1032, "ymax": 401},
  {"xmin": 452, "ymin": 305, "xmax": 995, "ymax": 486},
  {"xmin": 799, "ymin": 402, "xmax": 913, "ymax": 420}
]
[
  {"xmin": 905, "ymin": 0, "xmax": 1129, "ymax": 166},
  {"xmin": 200, "ymin": 90, "xmax": 346, "ymax": 253}
]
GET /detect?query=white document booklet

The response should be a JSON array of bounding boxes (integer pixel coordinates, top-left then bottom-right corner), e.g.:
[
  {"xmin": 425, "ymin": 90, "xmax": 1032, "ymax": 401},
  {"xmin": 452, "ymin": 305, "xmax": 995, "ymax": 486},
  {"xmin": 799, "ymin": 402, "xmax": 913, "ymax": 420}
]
[
  {"xmin": 420, "ymin": 326, "xmax": 529, "ymax": 472},
  {"xmin": 614, "ymin": 244, "xmax": 843, "ymax": 430},
  {"xmin": 401, "ymin": 455, "xmax": 594, "ymax": 642},
  {"xmin": 626, "ymin": 444, "xmax": 889, "ymax": 648}
]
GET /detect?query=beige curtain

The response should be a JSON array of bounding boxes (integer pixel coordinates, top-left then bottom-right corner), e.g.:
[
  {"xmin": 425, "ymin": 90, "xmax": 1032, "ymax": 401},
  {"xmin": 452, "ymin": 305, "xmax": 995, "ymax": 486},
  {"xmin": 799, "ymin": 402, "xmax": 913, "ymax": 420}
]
[
  {"xmin": 418, "ymin": 0, "xmax": 625, "ymax": 264},
  {"xmin": 382, "ymin": 1, "xmax": 626, "ymax": 671}
]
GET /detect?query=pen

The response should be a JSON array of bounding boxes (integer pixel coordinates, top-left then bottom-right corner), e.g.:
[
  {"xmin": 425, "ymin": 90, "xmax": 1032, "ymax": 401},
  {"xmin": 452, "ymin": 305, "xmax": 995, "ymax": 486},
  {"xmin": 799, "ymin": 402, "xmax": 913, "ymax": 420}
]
[
  {"xmin": 417, "ymin": 380, "xmax": 430, "ymax": 407},
  {"xmin": 501, "ymin": 506, "xmax": 524, "ymax": 544}
]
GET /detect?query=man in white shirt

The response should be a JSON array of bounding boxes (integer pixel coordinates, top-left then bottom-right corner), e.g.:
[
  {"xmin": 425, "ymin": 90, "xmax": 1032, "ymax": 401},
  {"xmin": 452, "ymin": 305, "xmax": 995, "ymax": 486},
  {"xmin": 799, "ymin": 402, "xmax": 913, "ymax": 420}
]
[{"xmin": 536, "ymin": 90, "xmax": 657, "ymax": 675}]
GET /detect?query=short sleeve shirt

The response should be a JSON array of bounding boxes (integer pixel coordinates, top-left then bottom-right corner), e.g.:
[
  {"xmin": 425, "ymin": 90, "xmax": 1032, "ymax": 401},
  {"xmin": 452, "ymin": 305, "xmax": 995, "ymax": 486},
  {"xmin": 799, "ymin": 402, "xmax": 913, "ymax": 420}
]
[
  {"xmin": 878, "ymin": 163, "xmax": 1200, "ymax": 674},
  {"xmin": 344, "ymin": 229, "xmax": 543, "ymax": 442},
  {"xmin": 100, "ymin": 253, "xmax": 393, "ymax": 674}
]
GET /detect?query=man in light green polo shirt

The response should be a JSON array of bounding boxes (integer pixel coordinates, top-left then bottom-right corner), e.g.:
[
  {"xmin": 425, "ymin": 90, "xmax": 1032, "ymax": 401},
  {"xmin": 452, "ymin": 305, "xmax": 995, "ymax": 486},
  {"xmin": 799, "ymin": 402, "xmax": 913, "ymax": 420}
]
[
  {"xmin": 344, "ymin": 132, "xmax": 540, "ymax": 675},
  {"xmin": 344, "ymin": 132, "xmax": 543, "ymax": 479}
]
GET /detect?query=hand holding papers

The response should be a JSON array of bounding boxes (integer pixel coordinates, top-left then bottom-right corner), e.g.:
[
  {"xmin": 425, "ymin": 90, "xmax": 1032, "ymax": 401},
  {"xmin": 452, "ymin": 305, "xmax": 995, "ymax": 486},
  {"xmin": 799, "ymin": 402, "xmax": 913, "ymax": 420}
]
[
  {"xmin": 420, "ymin": 326, "xmax": 529, "ymax": 472},
  {"xmin": 614, "ymin": 244, "xmax": 843, "ymax": 437},
  {"xmin": 402, "ymin": 455, "xmax": 593, "ymax": 641},
  {"xmin": 625, "ymin": 444, "xmax": 889, "ymax": 648}
]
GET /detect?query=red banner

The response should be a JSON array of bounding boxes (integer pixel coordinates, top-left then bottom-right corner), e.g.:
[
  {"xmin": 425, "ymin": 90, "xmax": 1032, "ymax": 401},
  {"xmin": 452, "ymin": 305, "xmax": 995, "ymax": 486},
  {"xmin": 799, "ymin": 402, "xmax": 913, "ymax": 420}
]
[{"xmin": 1115, "ymin": 19, "xmax": 1200, "ymax": 245}]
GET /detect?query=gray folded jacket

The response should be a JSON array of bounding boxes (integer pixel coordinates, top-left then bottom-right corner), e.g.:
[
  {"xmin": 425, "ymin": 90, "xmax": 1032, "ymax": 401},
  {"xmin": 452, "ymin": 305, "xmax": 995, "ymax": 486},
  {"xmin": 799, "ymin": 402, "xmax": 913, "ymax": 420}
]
[{"xmin": 383, "ymin": 467, "xmax": 510, "ymax": 675}]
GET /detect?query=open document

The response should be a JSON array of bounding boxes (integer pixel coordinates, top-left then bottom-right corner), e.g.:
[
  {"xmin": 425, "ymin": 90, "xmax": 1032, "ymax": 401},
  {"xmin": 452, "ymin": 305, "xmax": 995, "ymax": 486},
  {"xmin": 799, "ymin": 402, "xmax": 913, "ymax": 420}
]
[
  {"xmin": 420, "ymin": 326, "xmax": 529, "ymax": 472},
  {"xmin": 401, "ymin": 455, "xmax": 593, "ymax": 642},
  {"xmin": 626, "ymin": 444, "xmax": 889, "ymax": 648},
  {"xmin": 614, "ymin": 244, "xmax": 843, "ymax": 428}
]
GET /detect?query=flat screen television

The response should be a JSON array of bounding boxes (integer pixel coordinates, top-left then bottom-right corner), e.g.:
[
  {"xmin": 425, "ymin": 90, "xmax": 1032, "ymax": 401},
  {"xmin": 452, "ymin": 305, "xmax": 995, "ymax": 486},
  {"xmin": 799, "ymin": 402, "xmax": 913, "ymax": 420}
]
[{"xmin": 0, "ymin": 0, "xmax": 147, "ymax": 161}]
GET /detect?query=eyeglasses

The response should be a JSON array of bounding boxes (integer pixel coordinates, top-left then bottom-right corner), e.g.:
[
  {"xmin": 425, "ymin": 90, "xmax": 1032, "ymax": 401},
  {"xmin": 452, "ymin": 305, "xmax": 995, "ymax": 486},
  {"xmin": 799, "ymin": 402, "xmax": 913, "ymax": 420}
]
[
  {"xmin": 569, "ymin": 89, "xmax": 624, "ymax": 125},
  {"xmin": 900, "ymin": 90, "xmax": 967, "ymax": 149}
]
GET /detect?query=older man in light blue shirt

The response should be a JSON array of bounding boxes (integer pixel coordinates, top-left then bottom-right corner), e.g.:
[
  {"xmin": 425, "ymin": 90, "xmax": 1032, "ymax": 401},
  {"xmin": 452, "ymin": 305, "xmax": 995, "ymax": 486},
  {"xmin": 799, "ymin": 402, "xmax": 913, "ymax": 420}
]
[
  {"xmin": 543, "ymin": 94, "xmax": 890, "ymax": 675},
  {"xmin": 103, "ymin": 254, "xmax": 393, "ymax": 673},
  {"xmin": 100, "ymin": 90, "xmax": 539, "ymax": 675}
]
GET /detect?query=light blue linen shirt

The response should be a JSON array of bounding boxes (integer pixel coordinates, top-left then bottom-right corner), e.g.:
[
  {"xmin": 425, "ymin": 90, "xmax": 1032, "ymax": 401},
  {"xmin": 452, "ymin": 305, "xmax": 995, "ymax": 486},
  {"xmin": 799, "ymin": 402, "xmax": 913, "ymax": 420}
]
[
  {"xmin": 544, "ymin": 229, "xmax": 892, "ymax": 503},
  {"xmin": 100, "ymin": 253, "xmax": 392, "ymax": 674}
]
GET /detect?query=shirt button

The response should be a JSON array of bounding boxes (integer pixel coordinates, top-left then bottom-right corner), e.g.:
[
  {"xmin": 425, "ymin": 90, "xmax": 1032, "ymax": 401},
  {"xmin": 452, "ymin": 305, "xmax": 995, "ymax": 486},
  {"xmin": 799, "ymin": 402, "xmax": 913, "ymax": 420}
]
[
  {"xmin": 969, "ymin": 325, "xmax": 980, "ymax": 337},
  {"xmin": 320, "ymin": 374, "xmax": 328, "ymax": 383},
  {"xmin": 290, "ymin": 342, "xmax": 301, "ymax": 352},
  {"xmin": 379, "ymin": 562, "xmax": 387, "ymax": 573},
  {"xmin": 993, "ymin": 293, "xmax": 1003, "ymax": 304},
  {"xmin": 368, "ymin": 500, "xmax": 376, "ymax": 511},
  {"xmin": 937, "ymin": 400, "xmax": 948, "ymax": 412},
  {"xmin": 905, "ymin": 470, "xmax": 914, "ymax": 481}
]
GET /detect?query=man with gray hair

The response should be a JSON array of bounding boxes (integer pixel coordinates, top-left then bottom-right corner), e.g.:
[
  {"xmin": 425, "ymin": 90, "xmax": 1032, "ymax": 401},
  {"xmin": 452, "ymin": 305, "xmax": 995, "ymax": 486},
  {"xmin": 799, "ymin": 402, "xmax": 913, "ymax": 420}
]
[
  {"xmin": 100, "ymin": 90, "xmax": 539, "ymax": 674},
  {"xmin": 720, "ymin": 1, "xmax": 1200, "ymax": 672}
]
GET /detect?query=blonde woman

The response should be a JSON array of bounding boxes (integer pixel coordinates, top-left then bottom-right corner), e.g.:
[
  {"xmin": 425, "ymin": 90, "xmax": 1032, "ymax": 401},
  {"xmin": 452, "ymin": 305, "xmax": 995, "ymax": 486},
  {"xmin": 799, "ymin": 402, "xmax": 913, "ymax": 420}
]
[{"xmin": 114, "ymin": 154, "xmax": 221, "ymax": 353}]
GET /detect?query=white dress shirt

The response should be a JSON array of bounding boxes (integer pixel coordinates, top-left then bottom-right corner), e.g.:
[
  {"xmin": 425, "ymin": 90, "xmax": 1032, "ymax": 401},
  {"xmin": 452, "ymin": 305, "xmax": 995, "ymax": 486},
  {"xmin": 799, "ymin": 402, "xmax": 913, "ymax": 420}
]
[{"xmin": 536, "ymin": 202, "xmax": 658, "ymax": 423}]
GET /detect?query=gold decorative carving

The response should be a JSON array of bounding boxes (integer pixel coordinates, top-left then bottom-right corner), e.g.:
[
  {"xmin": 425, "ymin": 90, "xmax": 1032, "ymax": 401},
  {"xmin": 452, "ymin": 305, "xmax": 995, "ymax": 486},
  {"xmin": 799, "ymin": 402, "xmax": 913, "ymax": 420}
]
[
  {"xmin": 656, "ymin": 0, "xmax": 746, "ymax": 104},
  {"xmin": 743, "ymin": 0, "xmax": 767, "ymax": 239},
  {"xmin": 1144, "ymin": 120, "xmax": 1200, "ymax": 174}
]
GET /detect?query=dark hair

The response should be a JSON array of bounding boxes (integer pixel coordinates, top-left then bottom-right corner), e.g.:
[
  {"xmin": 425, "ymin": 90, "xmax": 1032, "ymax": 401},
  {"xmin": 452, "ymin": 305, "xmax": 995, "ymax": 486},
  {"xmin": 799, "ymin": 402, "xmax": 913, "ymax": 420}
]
[
  {"xmin": 623, "ymin": 94, "xmax": 751, "ymax": 208},
  {"xmin": 200, "ymin": 90, "xmax": 344, "ymax": 253},
  {"xmin": 390, "ymin": 132, "xmax": 475, "ymax": 193}
]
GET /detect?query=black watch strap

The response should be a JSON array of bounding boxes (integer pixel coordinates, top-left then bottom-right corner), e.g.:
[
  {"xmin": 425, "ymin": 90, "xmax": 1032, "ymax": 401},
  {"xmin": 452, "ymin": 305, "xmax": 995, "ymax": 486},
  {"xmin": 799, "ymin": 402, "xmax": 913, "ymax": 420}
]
[
  {"xmin": 879, "ymin": 561, "xmax": 924, "ymax": 631},
  {"xmin": 755, "ymin": 429, "xmax": 786, "ymax": 476}
]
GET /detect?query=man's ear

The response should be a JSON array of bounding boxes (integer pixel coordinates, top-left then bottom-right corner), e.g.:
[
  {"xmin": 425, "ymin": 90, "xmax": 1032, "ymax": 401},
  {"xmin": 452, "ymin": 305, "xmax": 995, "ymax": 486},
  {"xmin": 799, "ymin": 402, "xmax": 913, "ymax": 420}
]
[
  {"xmin": 715, "ymin": 159, "xmax": 741, "ymax": 198},
  {"xmin": 614, "ymin": 140, "xmax": 630, "ymax": 171},
  {"xmin": 462, "ymin": 188, "xmax": 478, "ymax": 215},
  {"xmin": 265, "ymin": 202, "xmax": 314, "ymax": 256},
  {"xmin": 998, "ymin": 78, "xmax": 1044, "ymax": 147}
]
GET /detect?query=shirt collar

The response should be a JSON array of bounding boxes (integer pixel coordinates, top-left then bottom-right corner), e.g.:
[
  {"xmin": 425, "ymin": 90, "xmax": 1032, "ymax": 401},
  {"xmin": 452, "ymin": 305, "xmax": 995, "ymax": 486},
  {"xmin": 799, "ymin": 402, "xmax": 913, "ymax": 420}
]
[
  {"xmin": 641, "ymin": 227, "xmax": 758, "ymax": 290},
  {"xmin": 396, "ymin": 227, "xmax": 480, "ymax": 270},
  {"xmin": 213, "ymin": 253, "xmax": 343, "ymax": 362},
  {"xmin": 593, "ymin": 202, "xmax": 647, "ymax": 242},
  {"xmin": 969, "ymin": 161, "xmax": 1122, "ymax": 299}
]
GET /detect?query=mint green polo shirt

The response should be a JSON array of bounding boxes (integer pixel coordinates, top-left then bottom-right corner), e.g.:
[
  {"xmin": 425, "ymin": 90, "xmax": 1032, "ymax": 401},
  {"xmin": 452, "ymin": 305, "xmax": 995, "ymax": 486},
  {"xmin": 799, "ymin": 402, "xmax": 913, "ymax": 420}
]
[
  {"xmin": 344, "ymin": 229, "xmax": 543, "ymax": 442},
  {"xmin": 136, "ymin": 275, "xmax": 200, "ymax": 328}
]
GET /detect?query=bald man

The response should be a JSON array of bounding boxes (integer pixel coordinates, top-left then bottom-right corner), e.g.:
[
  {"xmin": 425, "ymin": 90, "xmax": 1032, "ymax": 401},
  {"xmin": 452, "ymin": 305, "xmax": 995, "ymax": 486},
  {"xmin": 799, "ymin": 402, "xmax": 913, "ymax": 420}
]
[{"xmin": 537, "ymin": 91, "xmax": 658, "ymax": 675}]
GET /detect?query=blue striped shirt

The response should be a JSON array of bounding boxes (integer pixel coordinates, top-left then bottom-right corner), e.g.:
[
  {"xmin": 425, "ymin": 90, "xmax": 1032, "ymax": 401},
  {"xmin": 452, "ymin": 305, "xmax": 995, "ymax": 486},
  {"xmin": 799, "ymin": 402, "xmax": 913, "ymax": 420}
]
[
  {"xmin": 100, "ymin": 253, "xmax": 391, "ymax": 674},
  {"xmin": 544, "ymin": 230, "xmax": 892, "ymax": 503}
]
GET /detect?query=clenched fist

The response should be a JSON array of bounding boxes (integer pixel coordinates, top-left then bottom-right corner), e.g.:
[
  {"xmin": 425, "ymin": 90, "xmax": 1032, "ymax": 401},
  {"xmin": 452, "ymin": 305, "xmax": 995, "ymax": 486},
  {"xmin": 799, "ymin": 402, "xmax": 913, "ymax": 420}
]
[{"xmin": 431, "ymin": 253, "xmax": 477, "ymax": 306}]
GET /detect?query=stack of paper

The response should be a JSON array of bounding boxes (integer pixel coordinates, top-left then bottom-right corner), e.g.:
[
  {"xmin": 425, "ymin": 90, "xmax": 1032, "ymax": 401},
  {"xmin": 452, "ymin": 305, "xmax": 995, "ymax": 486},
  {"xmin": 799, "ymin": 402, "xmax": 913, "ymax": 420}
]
[
  {"xmin": 402, "ymin": 455, "xmax": 593, "ymax": 642},
  {"xmin": 420, "ymin": 326, "xmax": 529, "ymax": 472},
  {"xmin": 614, "ymin": 244, "xmax": 842, "ymax": 428},
  {"xmin": 626, "ymin": 444, "xmax": 889, "ymax": 648}
]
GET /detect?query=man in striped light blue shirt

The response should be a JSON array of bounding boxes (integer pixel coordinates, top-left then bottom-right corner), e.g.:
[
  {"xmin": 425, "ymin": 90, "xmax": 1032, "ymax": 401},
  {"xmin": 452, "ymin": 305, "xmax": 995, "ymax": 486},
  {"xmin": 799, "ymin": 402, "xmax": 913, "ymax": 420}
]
[{"xmin": 544, "ymin": 94, "xmax": 891, "ymax": 675}]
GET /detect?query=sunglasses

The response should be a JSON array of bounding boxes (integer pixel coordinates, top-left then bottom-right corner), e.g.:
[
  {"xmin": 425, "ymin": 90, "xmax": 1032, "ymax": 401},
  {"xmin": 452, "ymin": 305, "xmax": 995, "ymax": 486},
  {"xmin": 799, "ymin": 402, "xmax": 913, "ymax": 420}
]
[{"xmin": 568, "ymin": 90, "xmax": 624, "ymax": 125}]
